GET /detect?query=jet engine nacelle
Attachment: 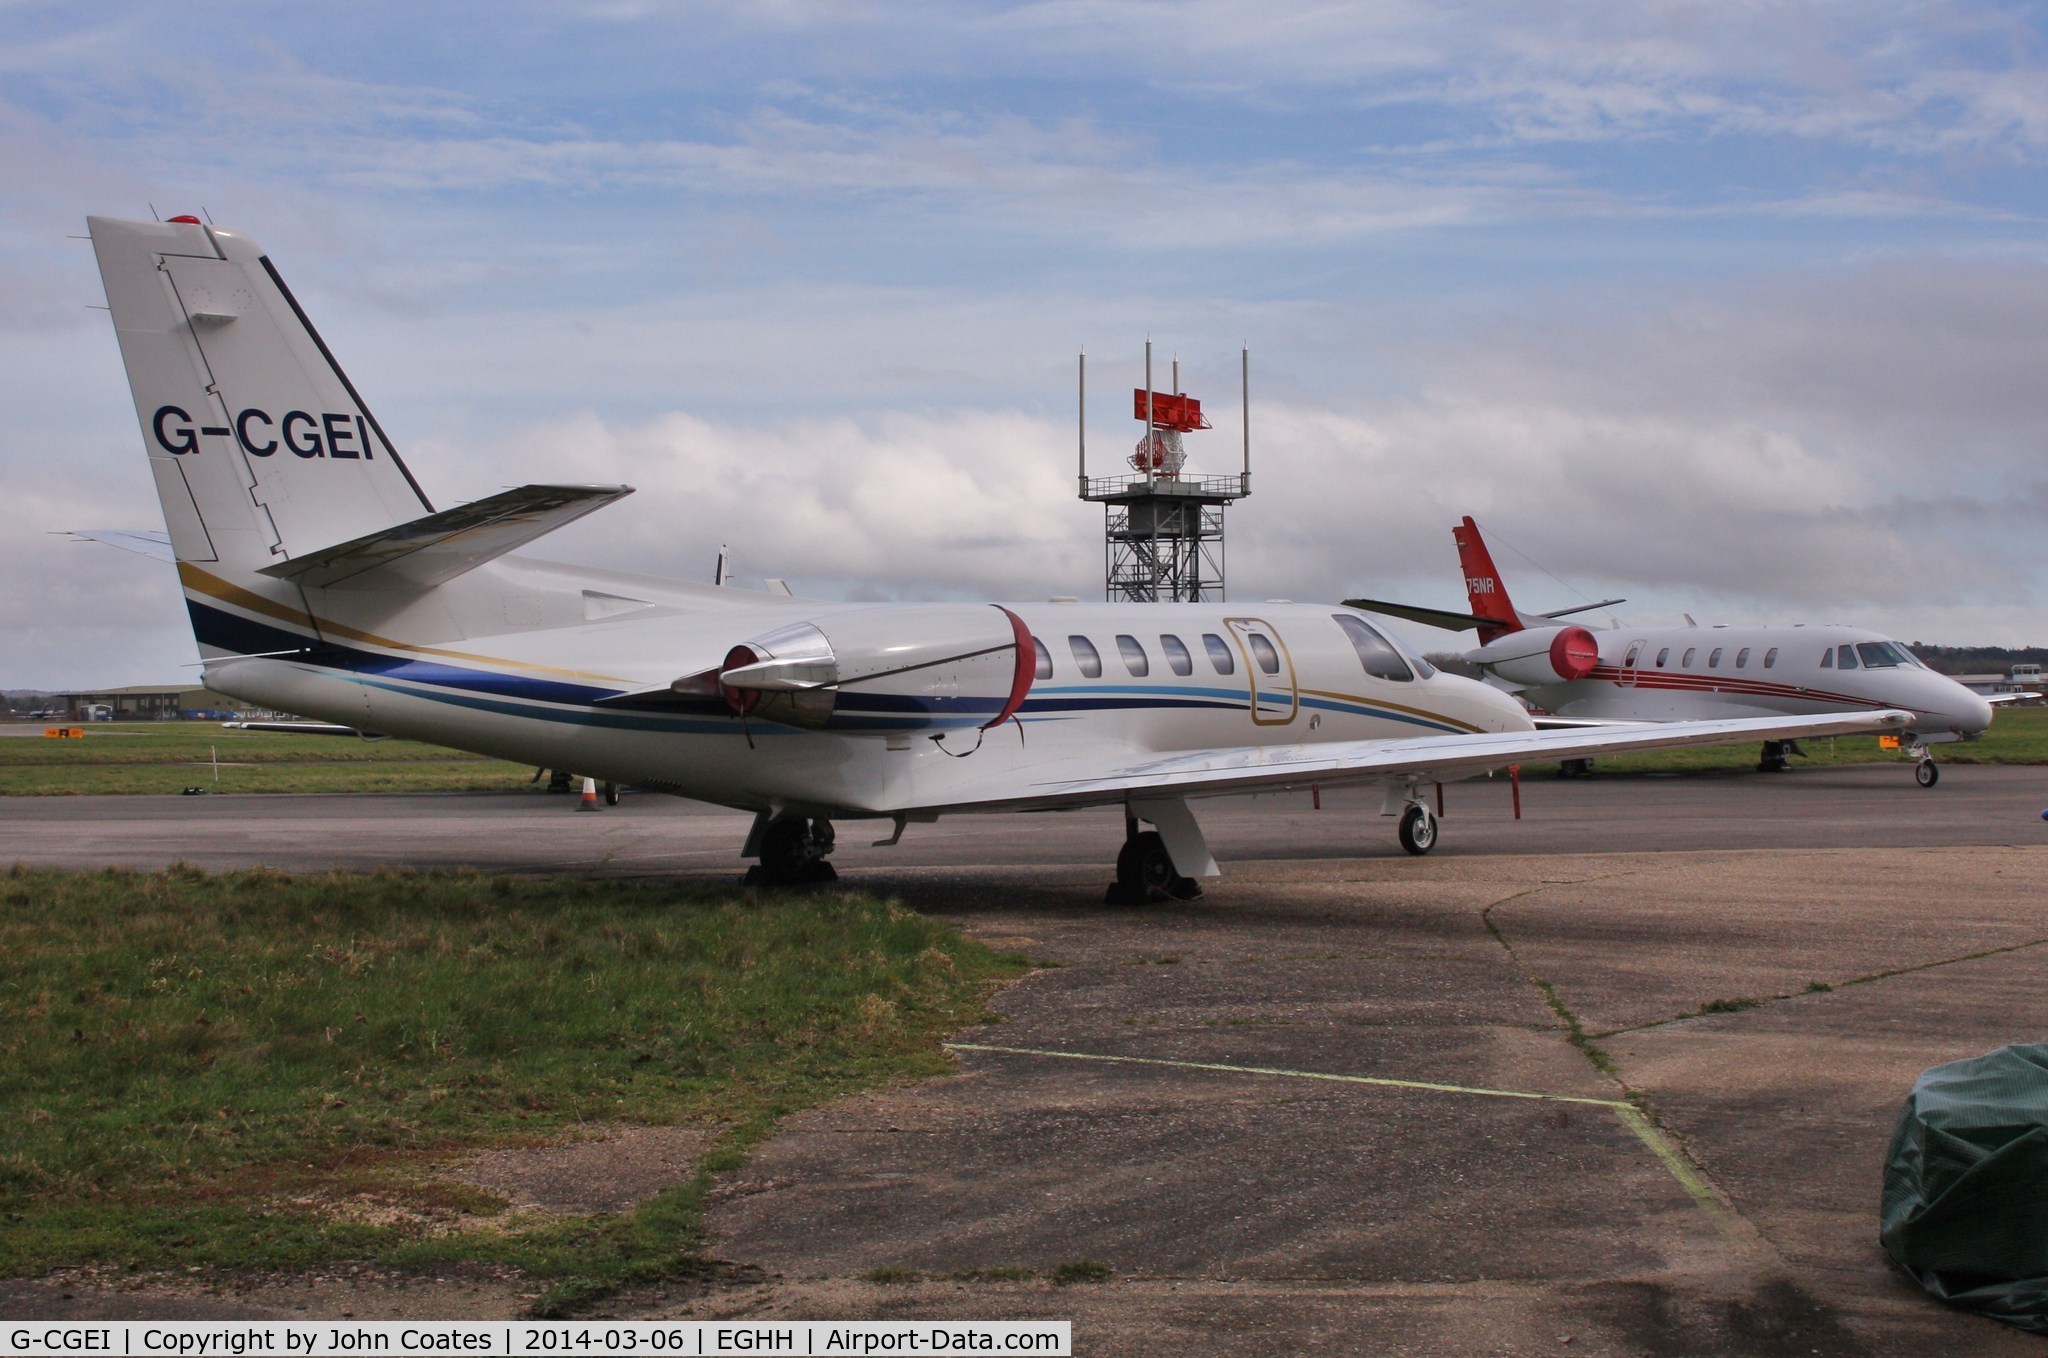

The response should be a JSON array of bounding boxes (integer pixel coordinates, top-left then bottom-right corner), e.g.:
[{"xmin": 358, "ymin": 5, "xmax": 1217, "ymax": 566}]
[
  {"xmin": 1463, "ymin": 624, "xmax": 1600, "ymax": 686},
  {"xmin": 714, "ymin": 604, "xmax": 1034, "ymax": 734}
]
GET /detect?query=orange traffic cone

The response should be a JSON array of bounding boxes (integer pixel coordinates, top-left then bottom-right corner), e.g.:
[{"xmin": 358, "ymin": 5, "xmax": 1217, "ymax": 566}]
[{"xmin": 576, "ymin": 776, "xmax": 600, "ymax": 811}]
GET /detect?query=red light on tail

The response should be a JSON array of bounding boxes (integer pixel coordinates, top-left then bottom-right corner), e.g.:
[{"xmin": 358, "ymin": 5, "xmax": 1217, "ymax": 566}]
[{"xmin": 167, "ymin": 215, "xmax": 203, "ymax": 224}]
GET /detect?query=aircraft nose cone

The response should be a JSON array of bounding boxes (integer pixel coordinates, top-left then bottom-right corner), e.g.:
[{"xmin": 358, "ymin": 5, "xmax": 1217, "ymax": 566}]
[{"xmin": 1922, "ymin": 679, "xmax": 1994, "ymax": 736}]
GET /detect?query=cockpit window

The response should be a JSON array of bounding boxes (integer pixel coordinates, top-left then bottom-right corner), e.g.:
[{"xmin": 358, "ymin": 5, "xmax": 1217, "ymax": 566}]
[
  {"xmin": 1069, "ymin": 635, "xmax": 1102, "ymax": 678},
  {"xmin": 1856, "ymin": 641, "xmax": 1915, "ymax": 669},
  {"xmin": 1332, "ymin": 614, "xmax": 1414, "ymax": 682},
  {"xmin": 1837, "ymin": 644, "xmax": 1859, "ymax": 670},
  {"xmin": 1116, "ymin": 634, "xmax": 1149, "ymax": 677},
  {"xmin": 1202, "ymin": 633, "xmax": 1235, "ymax": 675},
  {"xmin": 1820, "ymin": 648, "xmax": 1833, "ymax": 668},
  {"xmin": 1160, "ymin": 634, "xmax": 1193, "ymax": 676},
  {"xmin": 1032, "ymin": 636, "xmax": 1052, "ymax": 681}
]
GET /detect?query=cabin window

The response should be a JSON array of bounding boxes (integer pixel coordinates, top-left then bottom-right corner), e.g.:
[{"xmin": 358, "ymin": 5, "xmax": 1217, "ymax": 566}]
[
  {"xmin": 1160, "ymin": 634, "xmax": 1193, "ymax": 676},
  {"xmin": 1837, "ymin": 644, "xmax": 1859, "ymax": 670},
  {"xmin": 1032, "ymin": 636, "xmax": 1052, "ymax": 681},
  {"xmin": 1763, "ymin": 648, "xmax": 1778, "ymax": 668},
  {"xmin": 1248, "ymin": 634, "xmax": 1282, "ymax": 675},
  {"xmin": 1069, "ymin": 635, "xmax": 1102, "ymax": 678},
  {"xmin": 1116, "ymin": 634, "xmax": 1149, "ymax": 677},
  {"xmin": 1682, "ymin": 647, "xmax": 1696, "ymax": 667},
  {"xmin": 1820, "ymin": 648, "xmax": 1833, "ymax": 668},
  {"xmin": 1735, "ymin": 648, "xmax": 1750, "ymax": 668},
  {"xmin": 1624, "ymin": 641, "xmax": 1644, "ymax": 668},
  {"xmin": 1655, "ymin": 648, "xmax": 1670, "ymax": 667},
  {"xmin": 1203, "ymin": 633, "xmax": 1235, "ymax": 675},
  {"xmin": 1333, "ymin": 614, "xmax": 1413, "ymax": 682},
  {"xmin": 1708, "ymin": 648, "xmax": 1723, "ymax": 668}
]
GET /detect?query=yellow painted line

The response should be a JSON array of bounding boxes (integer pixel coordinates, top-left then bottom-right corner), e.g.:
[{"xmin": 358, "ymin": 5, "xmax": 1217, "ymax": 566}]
[
  {"xmin": 946, "ymin": 1042, "xmax": 1627, "ymax": 1107},
  {"xmin": 947, "ymin": 1041, "xmax": 1754, "ymax": 1253},
  {"xmin": 1609, "ymin": 1104, "xmax": 1745, "ymax": 1246}
]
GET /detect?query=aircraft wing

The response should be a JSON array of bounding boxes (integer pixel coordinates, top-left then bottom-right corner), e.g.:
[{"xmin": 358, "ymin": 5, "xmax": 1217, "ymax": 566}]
[
  {"xmin": 221, "ymin": 720, "xmax": 379, "ymax": 736},
  {"xmin": 947, "ymin": 709, "xmax": 1913, "ymax": 813},
  {"xmin": 258, "ymin": 484, "xmax": 633, "ymax": 589},
  {"xmin": 1341, "ymin": 597, "xmax": 1488, "ymax": 633}
]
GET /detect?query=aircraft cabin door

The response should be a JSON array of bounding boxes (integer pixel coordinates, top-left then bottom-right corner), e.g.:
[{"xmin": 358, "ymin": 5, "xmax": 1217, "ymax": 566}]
[
  {"xmin": 1619, "ymin": 639, "xmax": 1646, "ymax": 688},
  {"xmin": 1226, "ymin": 617, "xmax": 1299, "ymax": 726}
]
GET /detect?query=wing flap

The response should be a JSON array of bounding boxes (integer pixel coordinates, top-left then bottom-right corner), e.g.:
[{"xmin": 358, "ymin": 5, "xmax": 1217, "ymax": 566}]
[{"xmin": 257, "ymin": 484, "xmax": 632, "ymax": 589}]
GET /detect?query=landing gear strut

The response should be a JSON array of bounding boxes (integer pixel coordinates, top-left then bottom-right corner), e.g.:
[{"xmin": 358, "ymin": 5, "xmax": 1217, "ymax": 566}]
[
  {"xmin": 747, "ymin": 816, "xmax": 838, "ymax": 886},
  {"xmin": 1107, "ymin": 816, "xmax": 1202, "ymax": 905}
]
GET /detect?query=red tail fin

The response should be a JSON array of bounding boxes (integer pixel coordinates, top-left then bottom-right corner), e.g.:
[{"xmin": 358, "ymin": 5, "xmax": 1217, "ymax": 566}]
[{"xmin": 1452, "ymin": 516, "xmax": 1521, "ymax": 643}]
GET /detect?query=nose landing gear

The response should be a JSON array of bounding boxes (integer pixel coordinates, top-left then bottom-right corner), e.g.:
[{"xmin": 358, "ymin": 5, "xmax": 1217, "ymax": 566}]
[
  {"xmin": 1914, "ymin": 758, "xmax": 1940, "ymax": 788},
  {"xmin": 1397, "ymin": 803, "xmax": 1438, "ymax": 855}
]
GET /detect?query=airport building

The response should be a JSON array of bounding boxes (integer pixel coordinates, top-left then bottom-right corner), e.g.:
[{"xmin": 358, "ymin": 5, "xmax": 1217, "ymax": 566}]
[{"xmin": 50, "ymin": 684, "xmax": 277, "ymax": 721}]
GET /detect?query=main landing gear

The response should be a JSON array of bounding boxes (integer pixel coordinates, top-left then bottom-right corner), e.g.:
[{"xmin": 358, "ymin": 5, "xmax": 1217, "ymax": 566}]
[
  {"xmin": 744, "ymin": 814, "xmax": 839, "ymax": 887},
  {"xmin": 1757, "ymin": 740, "xmax": 1805, "ymax": 773},
  {"xmin": 1106, "ymin": 813, "xmax": 1204, "ymax": 905}
]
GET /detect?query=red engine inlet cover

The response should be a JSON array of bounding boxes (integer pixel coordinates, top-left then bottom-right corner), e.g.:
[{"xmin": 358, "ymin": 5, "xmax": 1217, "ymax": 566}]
[
  {"xmin": 719, "ymin": 645, "xmax": 762, "ymax": 714},
  {"xmin": 1549, "ymin": 626, "xmax": 1600, "ymax": 681}
]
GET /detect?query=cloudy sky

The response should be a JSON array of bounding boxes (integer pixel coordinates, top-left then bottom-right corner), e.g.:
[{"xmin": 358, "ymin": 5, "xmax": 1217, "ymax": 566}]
[{"xmin": 4, "ymin": 1, "xmax": 2045, "ymax": 687}]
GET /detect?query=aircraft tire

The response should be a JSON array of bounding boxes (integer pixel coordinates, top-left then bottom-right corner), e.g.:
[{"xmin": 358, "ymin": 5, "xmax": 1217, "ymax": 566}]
[
  {"xmin": 1115, "ymin": 830, "xmax": 1179, "ymax": 899},
  {"xmin": 1915, "ymin": 760, "xmax": 1939, "ymax": 788},
  {"xmin": 603, "ymin": 781, "xmax": 620, "ymax": 806},
  {"xmin": 755, "ymin": 816, "xmax": 837, "ymax": 886},
  {"xmin": 1398, "ymin": 805, "xmax": 1438, "ymax": 856}
]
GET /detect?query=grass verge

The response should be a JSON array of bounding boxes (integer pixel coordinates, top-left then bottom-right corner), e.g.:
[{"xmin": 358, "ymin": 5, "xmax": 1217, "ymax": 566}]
[
  {"xmin": 0, "ymin": 866, "xmax": 1030, "ymax": 1310},
  {"xmin": 0, "ymin": 724, "xmax": 531, "ymax": 796}
]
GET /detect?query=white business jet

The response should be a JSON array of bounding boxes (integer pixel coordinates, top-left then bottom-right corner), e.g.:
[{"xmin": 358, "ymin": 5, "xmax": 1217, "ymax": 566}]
[
  {"xmin": 83, "ymin": 215, "xmax": 1913, "ymax": 893},
  {"xmin": 1349, "ymin": 517, "xmax": 1993, "ymax": 787}
]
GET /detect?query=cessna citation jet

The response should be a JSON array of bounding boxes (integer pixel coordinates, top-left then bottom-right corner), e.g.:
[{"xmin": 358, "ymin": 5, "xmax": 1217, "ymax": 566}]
[
  {"xmin": 85, "ymin": 215, "xmax": 1915, "ymax": 894},
  {"xmin": 1349, "ymin": 517, "xmax": 1993, "ymax": 787}
]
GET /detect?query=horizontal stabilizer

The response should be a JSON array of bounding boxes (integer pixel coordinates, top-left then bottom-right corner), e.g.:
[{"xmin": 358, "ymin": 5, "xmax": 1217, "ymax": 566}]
[
  {"xmin": 61, "ymin": 529, "xmax": 176, "ymax": 562},
  {"xmin": 1538, "ymin": 598, "xmax": 1626, "ymax": 620},
  {"xmin": 258, "ymin": 484, "xmax": 632, "ymax": 589},
  {"xmin": 1343, "ymin": 597, "xmax": 1490, "ymax": 633}
]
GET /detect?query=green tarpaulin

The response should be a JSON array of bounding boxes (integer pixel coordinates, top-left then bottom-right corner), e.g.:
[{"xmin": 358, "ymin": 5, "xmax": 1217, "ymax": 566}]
[{"xmin": 1881, "ymin": 1042, "xmax": 2048, "ymax": 1333}]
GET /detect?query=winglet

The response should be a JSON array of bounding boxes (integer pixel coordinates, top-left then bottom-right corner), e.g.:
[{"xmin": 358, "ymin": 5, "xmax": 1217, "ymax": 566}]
[{"xmin": 1452, "ymin": 516, "xmax": 1521, "ymax": 643}]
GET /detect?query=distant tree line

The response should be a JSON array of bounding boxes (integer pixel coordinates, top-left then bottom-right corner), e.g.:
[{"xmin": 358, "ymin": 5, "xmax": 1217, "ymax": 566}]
[{"xmin": 1908, "ymin": 645, "xmax": 2048, "ymax": 676}]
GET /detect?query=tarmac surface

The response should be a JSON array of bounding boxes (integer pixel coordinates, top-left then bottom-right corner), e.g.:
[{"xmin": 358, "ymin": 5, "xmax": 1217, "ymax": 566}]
[{"xmin": 4, "ymin": 764, "xmax": 2047, "ymax": 1355}]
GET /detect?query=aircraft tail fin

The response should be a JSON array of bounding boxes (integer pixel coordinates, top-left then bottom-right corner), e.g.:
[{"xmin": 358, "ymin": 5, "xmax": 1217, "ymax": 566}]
[
  {"xmin": 87, "ymin": 215, "xmax": 437, "ymax": 582},
  {"xmin": 1452, "ymin": 516, "xmax": 1523, "ymax": 643}
]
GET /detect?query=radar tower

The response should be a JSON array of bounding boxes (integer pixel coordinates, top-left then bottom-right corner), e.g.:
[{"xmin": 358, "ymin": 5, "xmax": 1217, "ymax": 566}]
[{"xmin": 1077, "ymin": 342, "xmax": 1250, "ymax": 602}]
